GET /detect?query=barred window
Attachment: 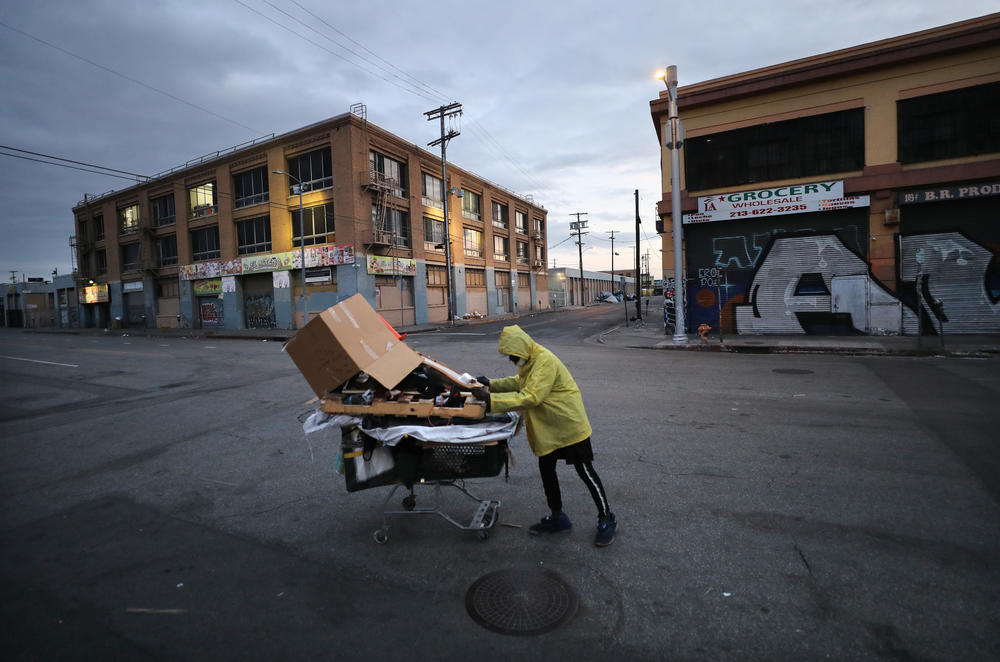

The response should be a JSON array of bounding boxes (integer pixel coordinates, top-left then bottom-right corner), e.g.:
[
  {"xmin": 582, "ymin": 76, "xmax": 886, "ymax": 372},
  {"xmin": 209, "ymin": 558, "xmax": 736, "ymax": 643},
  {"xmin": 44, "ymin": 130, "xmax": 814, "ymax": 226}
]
[
  {"xmin": 898, "ymin": 82, "xmax": 1000, "ymax": 163},
  {"xmin": 237, "ymin": 215, "xmax": 272, "ymax": 254}
]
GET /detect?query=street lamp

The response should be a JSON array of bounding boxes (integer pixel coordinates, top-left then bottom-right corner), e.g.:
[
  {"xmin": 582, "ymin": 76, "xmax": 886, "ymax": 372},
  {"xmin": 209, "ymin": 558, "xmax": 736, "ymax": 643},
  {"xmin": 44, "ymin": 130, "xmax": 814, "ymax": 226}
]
[
  {"xmin": 658, "ymin": 65, "xmax": 688, "ymax": 344},
  {"xmin": 273, "ymin": 169, "xmax": 307, "ymax": 327}
]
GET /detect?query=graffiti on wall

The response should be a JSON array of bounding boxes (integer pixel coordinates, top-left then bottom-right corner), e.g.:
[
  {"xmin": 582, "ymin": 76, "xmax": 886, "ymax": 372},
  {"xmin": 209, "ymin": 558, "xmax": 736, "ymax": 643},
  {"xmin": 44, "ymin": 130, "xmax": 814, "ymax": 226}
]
[
  {"xmin": 245, "ymin": 294, "xmax": 276, "ymax": 329},
  {"xmin": 899, "ymin": 232, "xmax": 1000, "ymax": 334},
  {"xmin": 728, "ymin": 231, "xmax": 999, "ymax": 335}
]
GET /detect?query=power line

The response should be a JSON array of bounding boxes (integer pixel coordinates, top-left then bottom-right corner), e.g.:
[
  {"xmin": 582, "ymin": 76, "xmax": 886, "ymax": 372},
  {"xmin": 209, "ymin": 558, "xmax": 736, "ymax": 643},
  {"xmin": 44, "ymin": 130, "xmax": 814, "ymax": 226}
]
[
  {"xmin": 0, "ymin": 150, "xmax": 144, "ymax": 182},
  {"xmin": 0, "ymin": 20, "xmax": 261, "ymax": 135},
  {"xmin": 0, "ymin": 145, "xmax": 148, "ymax": 178}
]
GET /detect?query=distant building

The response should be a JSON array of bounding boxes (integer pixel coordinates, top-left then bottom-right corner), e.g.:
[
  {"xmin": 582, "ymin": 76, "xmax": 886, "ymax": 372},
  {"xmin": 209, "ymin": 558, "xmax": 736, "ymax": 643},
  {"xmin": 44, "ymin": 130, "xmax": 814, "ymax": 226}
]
[
  {"xmin": 71, "ymin": 111, "xmax": 548, "ymax": 330},
  {"xmin": 549, "ymin": 267, "xmax": 635, "ymax": 307},
  {"xmin": 651, "ymin": 13, "xmax": 1000, "ymax": 335},
  {"xmin": 3, "ymin": 275, "xmax": 79, "ymax": 328}
]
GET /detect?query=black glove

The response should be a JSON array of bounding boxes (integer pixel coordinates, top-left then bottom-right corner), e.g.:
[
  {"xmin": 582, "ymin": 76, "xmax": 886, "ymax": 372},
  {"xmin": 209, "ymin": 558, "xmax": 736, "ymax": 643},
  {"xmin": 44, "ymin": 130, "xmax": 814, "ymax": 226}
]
[
  {"xmin": 475, "ymin": 375, "xmax": 490, "ymax": 387},
  {"xmin": 471, "ymin": 386, "xmax": 490, "ymax": 402}
]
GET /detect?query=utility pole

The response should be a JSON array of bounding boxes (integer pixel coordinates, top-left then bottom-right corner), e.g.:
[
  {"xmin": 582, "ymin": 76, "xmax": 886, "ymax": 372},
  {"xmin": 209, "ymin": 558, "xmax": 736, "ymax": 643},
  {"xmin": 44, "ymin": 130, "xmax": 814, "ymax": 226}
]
[
  {"xmin": 570, "ymin": 212, "xmax": 588, "ymax": 306},
  {"xmin": 606, "ymin": 230, "xmax": 618, "ymax": 278},
  {"xmin": 634, "ymin": 190, "xmax": 642, "ymax": 321},
  {"xmin": 660, "ymin": 65, "xmax": 687, "ymax": 343},
  {"xmin": 425, "ymin": 102, "xmax": 462, "ymax": 322}
]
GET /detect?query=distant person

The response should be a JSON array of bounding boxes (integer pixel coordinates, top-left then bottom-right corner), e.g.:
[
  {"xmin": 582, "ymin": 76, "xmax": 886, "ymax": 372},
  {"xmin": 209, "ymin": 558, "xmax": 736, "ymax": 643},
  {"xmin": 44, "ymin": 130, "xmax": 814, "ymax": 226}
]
[{"xmin": 474, "ymin": 325, "xmax": 616, "ymax": 547}]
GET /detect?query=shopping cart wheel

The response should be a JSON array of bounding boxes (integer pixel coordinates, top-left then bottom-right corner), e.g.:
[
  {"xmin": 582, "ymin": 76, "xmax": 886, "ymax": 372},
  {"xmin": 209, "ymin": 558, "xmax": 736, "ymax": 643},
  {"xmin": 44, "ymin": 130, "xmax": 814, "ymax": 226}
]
[
  {"xmin": 373, "ymin": 528, "xmax": 389, "ymax": 544},
  {"xmin": 402, "ymin": 494, "xmax": 416, "ymax": 511},
  {"xmin": 477, "ymin": 530, "xmax": 489, "ymax": 541}
]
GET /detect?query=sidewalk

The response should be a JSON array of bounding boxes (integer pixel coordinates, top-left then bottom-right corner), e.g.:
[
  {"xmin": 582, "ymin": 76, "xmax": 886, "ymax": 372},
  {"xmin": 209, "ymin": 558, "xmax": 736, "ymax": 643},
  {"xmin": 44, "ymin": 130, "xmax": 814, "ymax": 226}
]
[{"xmin": 598, "ymin": 320, "xmax": 1000, "ymax": 357}]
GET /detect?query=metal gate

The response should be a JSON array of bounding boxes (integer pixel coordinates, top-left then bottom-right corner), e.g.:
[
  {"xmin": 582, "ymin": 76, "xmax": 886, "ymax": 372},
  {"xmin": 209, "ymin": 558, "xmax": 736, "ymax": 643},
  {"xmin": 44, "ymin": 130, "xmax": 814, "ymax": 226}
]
[{"xmin": 245, "ymin": 293, "xmax": 276, "ymax": 329}]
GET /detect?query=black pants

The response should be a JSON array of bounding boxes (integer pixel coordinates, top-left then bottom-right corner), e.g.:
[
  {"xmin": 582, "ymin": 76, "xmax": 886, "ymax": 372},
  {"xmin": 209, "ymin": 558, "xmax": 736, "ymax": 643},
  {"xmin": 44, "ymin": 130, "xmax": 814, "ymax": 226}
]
[{"xmin": 538, "ymin": 453, "xmax": 611, "ymax": 519}]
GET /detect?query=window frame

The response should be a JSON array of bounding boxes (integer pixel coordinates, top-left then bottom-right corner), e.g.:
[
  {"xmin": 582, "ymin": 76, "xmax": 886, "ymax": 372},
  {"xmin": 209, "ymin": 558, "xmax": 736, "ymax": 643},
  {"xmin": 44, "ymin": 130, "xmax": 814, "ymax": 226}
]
[
  {"xmin": 121, "ymin": 242, "xmax": 141, "ymax": 272},
  {"xmin": 287, "ymin": 148, "xmax": 333, "ymax": 194},
  {"xmin": 237, "ymin": 215, "xmax": 272, "ymax": 255},
  {"xmin": 897, "ymin": 82, "xmax": 1000, "ymax": 164},
  {"xmin": 292, "ymin": 203, "xmax": 335, "ymax": 248},
  {"xmin": 151, "ymin": 193, "xmax": 175, "ymax": 227},
  {"xmin": 190, "ymin": 226, "xmax": 221, "ymax": 261},
  {"xmin": 233, "ymin": 166, "xmax": 270, "ymax": 209},
  {"xmin": 493, "ymin": 235, "xmax": 509, "ymax": 262},
  {"xmin": 515, "ymin": 210, "xmax": 527, "ymax": 234},
  {"xmin": 492, "ymin": 201, "xmax": 509, "ymax": 229},
  {"xmin": 423, "ymin": 216, "xmax": 446, "ymax": 248},
  {"xmin": 369, "ymin": 150, "xmax": 408, "ymax": 198},
  {"xmin": 463, "ymin": 227, "xmax": 483, "ymax": 258},
  {"xmin": 462, "ymin": 189, "xmax": 481, "ymax": 221},
  {"xmin": 118, "ymin": 204, "xmax": 140, "ymax": 235},
  {"xmin": 421, "ymin": 172, "xmax": 443, "ymax": 209},
  {"xmin": 188, "ymin": 181, "xmax": 218, "ymax": 218},
  {"xmin": 94, "ymin": 214, "xmax": 105, "ymax": 240},
  {"xmin": 156, "ymin": 234, "xmax": 178, "ymax": 266}
]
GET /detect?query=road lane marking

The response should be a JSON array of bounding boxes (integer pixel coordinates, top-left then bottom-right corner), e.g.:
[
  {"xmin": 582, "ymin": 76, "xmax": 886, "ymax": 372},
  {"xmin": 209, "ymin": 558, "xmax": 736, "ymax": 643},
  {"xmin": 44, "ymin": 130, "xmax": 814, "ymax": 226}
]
[
  {"xmin": 0, "ymin": 355, "xmax": 79, "ymax": 368},
  {"xmin": 434, "ymin": 332, "xmax": 488, "ymax": 336}
]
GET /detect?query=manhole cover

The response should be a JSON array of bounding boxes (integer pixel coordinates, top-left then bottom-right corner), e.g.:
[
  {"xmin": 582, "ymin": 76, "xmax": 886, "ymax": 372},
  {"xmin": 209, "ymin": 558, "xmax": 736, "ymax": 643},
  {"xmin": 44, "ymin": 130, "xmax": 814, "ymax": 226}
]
[
  {"xmin": 466, "ymin": 567, "xmax": 578, "ymax": 636},
  {"xmin": 772, "ymin": 368, "xmax": 814, "ymax": 375}
]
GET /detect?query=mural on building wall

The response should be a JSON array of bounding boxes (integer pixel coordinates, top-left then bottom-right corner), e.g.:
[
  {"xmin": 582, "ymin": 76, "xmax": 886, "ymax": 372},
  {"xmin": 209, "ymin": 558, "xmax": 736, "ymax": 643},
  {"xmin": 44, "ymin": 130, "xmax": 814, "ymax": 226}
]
[{"xmin": 899, "ymin": 231, "xmax": 1000, "ymax": 334}]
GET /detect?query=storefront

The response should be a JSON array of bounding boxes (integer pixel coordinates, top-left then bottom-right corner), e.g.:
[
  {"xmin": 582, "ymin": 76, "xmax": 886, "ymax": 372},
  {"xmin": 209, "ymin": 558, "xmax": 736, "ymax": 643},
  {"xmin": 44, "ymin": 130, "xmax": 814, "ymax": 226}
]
[
  {"xmin": 193, "ymin": 278, "xmax": 224, "ymax": 328},
  {"xmin": 681, "ymin": 181, "xmax": 873, "ymax": 335}
]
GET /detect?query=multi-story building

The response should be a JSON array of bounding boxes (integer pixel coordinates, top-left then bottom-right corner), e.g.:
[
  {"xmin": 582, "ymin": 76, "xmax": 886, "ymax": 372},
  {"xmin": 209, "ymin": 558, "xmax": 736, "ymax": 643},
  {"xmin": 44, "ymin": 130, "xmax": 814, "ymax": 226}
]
[
  {"xmin": 651, "ymin": 13, "xmax": 999, "ymax": 335},
  {"xmin": 71, "ymin": 111, "xmax": 548, "ymax": 330}
]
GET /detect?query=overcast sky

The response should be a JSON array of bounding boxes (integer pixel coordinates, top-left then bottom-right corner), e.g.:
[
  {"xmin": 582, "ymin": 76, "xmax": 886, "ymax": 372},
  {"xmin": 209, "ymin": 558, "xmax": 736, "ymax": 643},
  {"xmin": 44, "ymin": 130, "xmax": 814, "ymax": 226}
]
[{"xmin": 1, "ymin": 0, "xmax": 995, "ymax": 283}]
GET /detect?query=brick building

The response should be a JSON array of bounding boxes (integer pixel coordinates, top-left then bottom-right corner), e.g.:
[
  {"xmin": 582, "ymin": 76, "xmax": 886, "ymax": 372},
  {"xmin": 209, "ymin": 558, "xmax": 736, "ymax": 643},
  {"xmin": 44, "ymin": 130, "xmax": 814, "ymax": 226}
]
[{"xmin": 72, "ymin": 111, "xmax": 548, "ymax": 330}]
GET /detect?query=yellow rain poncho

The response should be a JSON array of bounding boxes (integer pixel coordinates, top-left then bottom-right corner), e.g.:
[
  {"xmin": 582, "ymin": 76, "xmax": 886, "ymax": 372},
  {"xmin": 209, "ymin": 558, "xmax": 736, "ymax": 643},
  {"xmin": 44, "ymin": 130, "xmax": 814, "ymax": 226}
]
[{"xmin": 487, "ymin": 325, "xmax": 593, "ymax": 457}]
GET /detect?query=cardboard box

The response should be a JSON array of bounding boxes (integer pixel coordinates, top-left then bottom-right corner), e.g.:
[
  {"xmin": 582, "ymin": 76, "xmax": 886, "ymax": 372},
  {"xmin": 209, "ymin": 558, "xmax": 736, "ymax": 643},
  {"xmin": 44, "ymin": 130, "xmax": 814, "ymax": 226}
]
[{"xmin": 284, "ymin": 293, "xmax": 423, "ymax": 397}]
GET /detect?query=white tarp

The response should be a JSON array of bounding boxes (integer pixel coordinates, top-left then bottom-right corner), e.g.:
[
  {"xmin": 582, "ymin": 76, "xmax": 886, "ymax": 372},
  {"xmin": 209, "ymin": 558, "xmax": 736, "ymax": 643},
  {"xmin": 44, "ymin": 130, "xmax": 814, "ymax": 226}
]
[{"xmin": 302, "ymin": 410, "xmax": 520, "ymax": 446}]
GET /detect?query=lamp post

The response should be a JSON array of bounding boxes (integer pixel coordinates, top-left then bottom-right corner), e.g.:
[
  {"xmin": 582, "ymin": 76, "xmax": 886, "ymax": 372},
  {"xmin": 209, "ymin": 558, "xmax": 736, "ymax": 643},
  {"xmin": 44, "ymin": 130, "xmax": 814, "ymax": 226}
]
[
  {"xmin": 273, "ymin": 169, "xmax": 306, "ymax": 327},
  {"xmin": 658, "ymin": 65, "xmax": 687, "ymax": 343}
]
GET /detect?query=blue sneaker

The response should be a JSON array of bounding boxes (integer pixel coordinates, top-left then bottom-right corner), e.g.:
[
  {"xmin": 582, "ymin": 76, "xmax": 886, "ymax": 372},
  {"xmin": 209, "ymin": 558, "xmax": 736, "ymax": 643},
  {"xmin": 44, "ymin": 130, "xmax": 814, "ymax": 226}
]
[
  {"xmin": 595, "ymin": 513, "xmax": 616, "ymax": 547},
  {"xmin": 529, "ymin": 512, "xmax": 572, "ymax": 535}
]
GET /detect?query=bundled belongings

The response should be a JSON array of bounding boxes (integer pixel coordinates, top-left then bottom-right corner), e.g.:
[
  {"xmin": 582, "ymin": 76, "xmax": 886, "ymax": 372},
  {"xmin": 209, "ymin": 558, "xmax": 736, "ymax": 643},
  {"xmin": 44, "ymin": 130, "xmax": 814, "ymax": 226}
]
[{"xmin": 288, "ymin": 294, "xmax": 517, "ymax": 543}]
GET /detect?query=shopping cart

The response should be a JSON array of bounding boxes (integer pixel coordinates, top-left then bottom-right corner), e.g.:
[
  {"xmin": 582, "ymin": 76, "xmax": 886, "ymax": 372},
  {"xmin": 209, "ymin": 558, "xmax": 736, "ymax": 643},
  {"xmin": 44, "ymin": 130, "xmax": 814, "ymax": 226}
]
[{"xmin": 339, "ymin": 417, "xmax": 515, "ymax": 544}]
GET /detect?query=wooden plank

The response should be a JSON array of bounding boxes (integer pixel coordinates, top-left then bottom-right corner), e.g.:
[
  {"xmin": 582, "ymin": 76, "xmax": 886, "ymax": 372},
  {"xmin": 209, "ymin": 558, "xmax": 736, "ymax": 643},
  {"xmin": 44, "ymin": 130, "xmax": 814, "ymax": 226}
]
[{"xmin": 320, "ymin": 392, "xmax": 486, "ymax": 419}]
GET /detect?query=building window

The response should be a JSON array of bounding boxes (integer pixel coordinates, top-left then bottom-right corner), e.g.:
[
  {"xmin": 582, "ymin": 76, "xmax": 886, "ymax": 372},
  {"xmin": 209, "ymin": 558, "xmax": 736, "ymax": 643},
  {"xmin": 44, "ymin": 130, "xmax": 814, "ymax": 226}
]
[
  {"xmin": 534, "ymin": 244, "xmax": 545, "ymax": 265},
  {"xmin": 157, "ymin": 235, "xmax": 178, "ymax": 266},
  {"xmin": 369, "ymin": 150, "xmax": 407, "ymax": 197},
  {"xmin": 423, "ymin": 216, "xmax": 445, "ymax": 247},
  {"xmin": 533, "ymin": 217, "xmax": 544, "ymax": 237},
  {"xmin": 463, "ymin": 227, "xmax": 483, "ymax": 258},
  {"xmin": 233, "ymin": 166, "xmax": 269, "ymax": 208},
  {"xmin": 422, "ymin": 173, "xmax": 443, "ymax": 209},
  {"xmin": 898, "ymin": 82, "xmax": 1000, "ymax": 164},
  {"xmin": 96, "ymin": 249, "xmax": 106, "ymax": 274},
  {"xmin": 684, "ymin": 108, "xmax": 865, "ymax": 190},
  {"xmin": 462, "ymin": 190, "xmax": 481, "ymax": 220},
  {"xmin": 237, "ymin": 215, "xmax": 272, "ymax": 254},
  {"xmin": 94, "ymin": 214, "xmax": 104, "ymax": 240},
  {"xmin": 118, "ymin": 204, "xmax": 140, "ymax": 235},
  {"xmin": 189, "ymin": 181, "xmax": 218, "ymax": 218},
  {"xmin": 152, "ymin": 193, "xmax": 175, "ymax": 227},
  {"xmin": 370, "ymin": 206, "xmax": 410, "ymax": 247},
  {"xmin": 494, "ymin": 235, "xmax": 509, "ymax": 262},
  {"xmin": 77, "ymin": 219, "xmax": 88, "ymax": 242},
  {"xmin": 287, "ymin": 148, "xmax": 333, "ymax": 193},
  {"xmin": 293, "ymin": 203, "xmax": 335, "ymax": 247},
  {"xmin": 492, "ymin": 201, "xmax": 509, "ymax": 229},
  {"xmin": 121, "ymin": 242, "xmax": 140, "ymax": 272},
  {"xmin": 516, "ymin": 240, "xmax": 529, "ymax": 265},
  {"xmin": 191, "ymin": 226, "xmax": 221, "ymax": 261},
  {"xmin": 426, "ymin": 265, "xmax": 447, "ymax": 286},
  {"xmin": 515, "ymin": 210, "xmax": 527, "ymax": 234},
  {"xmin": 518, "ymin": 272, "xmax": 529, "ymax": 288},
  {"xmin": 466, "ymin": 268, "xmax": 486, "ymax": 287}
]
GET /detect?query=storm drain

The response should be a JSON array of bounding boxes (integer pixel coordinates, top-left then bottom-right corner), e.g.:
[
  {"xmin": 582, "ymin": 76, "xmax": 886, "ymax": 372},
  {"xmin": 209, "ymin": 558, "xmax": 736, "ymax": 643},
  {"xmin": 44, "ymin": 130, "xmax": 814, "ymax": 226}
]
[
  {"xmin": 465, "ymin": 567, "xmax": 578, "ymax": 636},
  {"xmin": 773, "ymin": 368, "xmax": 814, "ymax": 375}
]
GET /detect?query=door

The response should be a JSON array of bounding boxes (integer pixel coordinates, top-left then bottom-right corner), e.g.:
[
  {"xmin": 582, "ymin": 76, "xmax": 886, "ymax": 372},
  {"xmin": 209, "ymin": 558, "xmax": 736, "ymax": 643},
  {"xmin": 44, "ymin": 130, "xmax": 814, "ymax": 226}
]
[{"xmin": 831, "ymin": 275, "xmax": 867, "ymax": 333}]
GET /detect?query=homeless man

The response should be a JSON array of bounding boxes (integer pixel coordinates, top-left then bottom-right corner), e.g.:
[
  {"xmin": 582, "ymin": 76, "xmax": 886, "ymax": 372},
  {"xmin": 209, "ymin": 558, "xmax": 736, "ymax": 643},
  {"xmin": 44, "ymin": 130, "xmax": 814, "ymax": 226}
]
[{"xmin": 473, "ymin": 324, "xmax": 616, "ymax": 547}]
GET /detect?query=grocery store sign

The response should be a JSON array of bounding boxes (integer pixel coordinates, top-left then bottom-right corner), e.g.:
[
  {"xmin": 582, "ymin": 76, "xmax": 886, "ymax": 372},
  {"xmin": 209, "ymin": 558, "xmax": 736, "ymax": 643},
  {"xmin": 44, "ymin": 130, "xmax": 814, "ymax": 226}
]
[{"xmin": 683, "ymin": 181, "xmax": 868, "ymax": 224}]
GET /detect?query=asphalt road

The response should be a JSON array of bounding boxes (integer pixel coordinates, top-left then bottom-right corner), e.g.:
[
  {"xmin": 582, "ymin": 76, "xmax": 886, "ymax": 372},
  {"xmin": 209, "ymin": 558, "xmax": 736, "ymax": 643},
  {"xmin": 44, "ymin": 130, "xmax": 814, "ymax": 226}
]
[{"xmin": 1, "ymin": 313, "xmax": 997, "ymax": 661}]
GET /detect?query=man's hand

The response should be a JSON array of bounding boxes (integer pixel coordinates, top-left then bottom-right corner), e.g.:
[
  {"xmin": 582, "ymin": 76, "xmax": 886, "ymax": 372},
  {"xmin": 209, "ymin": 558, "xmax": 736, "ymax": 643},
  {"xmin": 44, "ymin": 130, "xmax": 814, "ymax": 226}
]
[
  {"xmin": 475, "ymin": 376, "xmax": 490, "ymax": 387},
  {"xmin": 471, "ymin": 386, "xmax": 490, "ymax": 402}
]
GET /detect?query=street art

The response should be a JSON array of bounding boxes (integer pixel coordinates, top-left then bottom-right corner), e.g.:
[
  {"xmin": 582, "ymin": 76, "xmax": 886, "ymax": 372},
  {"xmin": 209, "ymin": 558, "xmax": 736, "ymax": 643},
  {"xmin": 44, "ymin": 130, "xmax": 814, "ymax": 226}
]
[
  {"xmin": 899, "ymin": 232, "xmax": 1000, "ymax": 334},
  {"xmin": 245, "ymin": 294, "xmax": 276, "ymax": 329},
  {"xmin": 730, "ymin": 231, "xmax": 999, "ymax": 335},
  {"xmin": 734, "ymin": 234, "xmax": 912, "ymax": 335}
]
